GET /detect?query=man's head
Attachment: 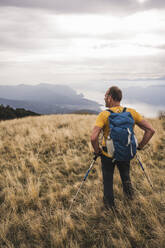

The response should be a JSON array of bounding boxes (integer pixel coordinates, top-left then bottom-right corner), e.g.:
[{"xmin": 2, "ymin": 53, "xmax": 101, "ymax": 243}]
[{"xmin": 104, "ymin": 86, "xmax": 122, "ymax": 108}]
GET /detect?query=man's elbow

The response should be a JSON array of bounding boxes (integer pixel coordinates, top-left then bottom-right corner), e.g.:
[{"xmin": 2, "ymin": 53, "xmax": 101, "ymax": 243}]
[
  {"xmin": 152, "ymin": 128, "xmax": 155, "ymax": 136},
  {"xmin": 149, "ymin": 127, "xmax": 155, "ymax": 136}
]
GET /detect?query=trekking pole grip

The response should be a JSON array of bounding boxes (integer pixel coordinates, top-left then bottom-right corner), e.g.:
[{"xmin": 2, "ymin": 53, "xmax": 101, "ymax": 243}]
[
  {"xmin": 93, "ymin": 151, "xmax": 102, "ymax": 161},
  {"xmin": 93, "ymin": 155, "xmax": 98, "ymax": 161}
]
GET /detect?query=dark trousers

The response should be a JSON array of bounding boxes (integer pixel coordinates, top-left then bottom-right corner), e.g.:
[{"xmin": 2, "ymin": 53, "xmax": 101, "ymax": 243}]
[{"xmin": 101, "ymin": 154, "xmax": 134, "ymax": 208}]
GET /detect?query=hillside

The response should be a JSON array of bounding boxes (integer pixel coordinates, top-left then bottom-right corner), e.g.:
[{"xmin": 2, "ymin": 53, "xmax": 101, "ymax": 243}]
[
  {"xmin": 0, "ymin": 84, "xmax": 101, "ymax": 114},
  {"xmin": 0, "ymin": 115, "xmax": 164, "ymax": 248},
  {"xmin": 0, "ymin": 104, "xmax": 40, "ymax": 120}
]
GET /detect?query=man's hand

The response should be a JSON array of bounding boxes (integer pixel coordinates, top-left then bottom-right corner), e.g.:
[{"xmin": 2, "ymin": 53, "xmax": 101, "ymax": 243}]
[
  {"xmin": 93, "ymin": 150, "xmax": 102, "ymax": 161},
  {"xmin": 94, "ymin": 149, "xmax": 102, "ymax": 157}
]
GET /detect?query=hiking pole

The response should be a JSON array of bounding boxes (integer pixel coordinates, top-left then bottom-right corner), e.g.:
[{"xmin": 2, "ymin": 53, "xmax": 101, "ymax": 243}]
[
  {"xmin": 136, "ymin": 154, "xmax": 154, "ymax": 190},
  {"xmin": 69, "ymin": 154, "xmax": 99, "ymax": 211}
]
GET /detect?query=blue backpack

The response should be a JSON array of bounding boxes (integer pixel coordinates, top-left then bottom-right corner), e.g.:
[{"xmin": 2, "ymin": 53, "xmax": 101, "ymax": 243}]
[{"xmin": 107, "ymin": 108, "xmax": 137, "ymax": 161}]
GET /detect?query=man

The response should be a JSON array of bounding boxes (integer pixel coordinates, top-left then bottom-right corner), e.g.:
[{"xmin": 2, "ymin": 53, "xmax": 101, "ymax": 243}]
[{"xmin": 91, "ymin": 86, "xmax": 155, "ymax": 210}]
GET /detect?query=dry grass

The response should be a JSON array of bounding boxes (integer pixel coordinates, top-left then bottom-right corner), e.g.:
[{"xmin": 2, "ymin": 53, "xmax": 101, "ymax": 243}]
[{"xmin": 0, "ymin": 114, "xmax": 164, "ymax": 248}]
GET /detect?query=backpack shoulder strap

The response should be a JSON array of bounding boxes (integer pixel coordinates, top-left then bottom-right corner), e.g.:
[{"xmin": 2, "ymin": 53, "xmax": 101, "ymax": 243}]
[
  {"xmin": 106, "ymin": 109, "xmax": 114, "ymax": 114},
  {"xmin": 107, "ymin": 107, "xmax": 127, "ymax": 114},
  {"xmin": 122, "ymin": 107, "xmax": 127, "ymax": 112}
]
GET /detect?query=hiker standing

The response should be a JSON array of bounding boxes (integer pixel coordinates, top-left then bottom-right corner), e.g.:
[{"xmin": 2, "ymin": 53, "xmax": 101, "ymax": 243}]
[{"xmin": 91, "ymin": 86, "xmax": 155, "ymax": 210}]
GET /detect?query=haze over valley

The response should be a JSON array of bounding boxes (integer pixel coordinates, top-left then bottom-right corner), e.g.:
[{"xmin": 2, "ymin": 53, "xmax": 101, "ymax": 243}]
[{"xmin": 0, "ymin": 83, "xmax": 164, "ymax": 117}]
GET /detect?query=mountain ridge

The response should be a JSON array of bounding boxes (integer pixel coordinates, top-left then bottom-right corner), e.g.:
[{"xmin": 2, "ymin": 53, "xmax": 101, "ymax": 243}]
[
  {"xmin": 123, "ymin": 85, "xmax": 165, "ymax": 106},
  {"xmin": 0, "ymin": 84, "xmax": 101, "ymax": 114}
]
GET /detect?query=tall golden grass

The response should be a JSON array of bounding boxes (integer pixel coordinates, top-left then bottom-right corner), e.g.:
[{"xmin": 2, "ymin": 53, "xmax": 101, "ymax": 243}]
[{"xmin": 0, "ymin": 114, "xmax": 164, "ymax": 248}]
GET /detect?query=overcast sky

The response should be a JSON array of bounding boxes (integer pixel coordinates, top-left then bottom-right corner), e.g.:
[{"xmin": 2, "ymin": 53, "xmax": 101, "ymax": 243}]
[{"xmin": 0, "ymin": 0, "xmax": 165, "ymax": 116}]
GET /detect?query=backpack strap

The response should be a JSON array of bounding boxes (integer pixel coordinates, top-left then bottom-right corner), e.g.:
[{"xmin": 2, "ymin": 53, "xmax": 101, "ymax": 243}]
[
  {"xmin": 107, "ymin": 108, "xmax": 126, "ymax": 113},
  {"xmin": 123, "ymin": 107, "xmax": 127, "ymax": 112},
  {"xmin": 107, "ymin": 109, "xmax": 114, "ymax": 114}
]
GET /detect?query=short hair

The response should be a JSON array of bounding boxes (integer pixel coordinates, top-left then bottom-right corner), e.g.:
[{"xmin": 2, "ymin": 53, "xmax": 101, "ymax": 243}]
[{"xmin": 108, "ymin": 86, "xmax": 122, "ymax": 102}]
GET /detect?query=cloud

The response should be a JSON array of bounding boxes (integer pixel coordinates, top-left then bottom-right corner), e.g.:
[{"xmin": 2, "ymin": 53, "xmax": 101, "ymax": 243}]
[
  {"xmin": 137, "ymin": 44, "xmax": 165, "ymax": 50},
  {"xmin": 0, "ymin": 8, "xmax": 49, "ymax": 52},
  {"xmin": 93, "ymin": 42, "xmax": 165, "ymax": 51},
  {"xmin": 1, "ymin": 7, "xmax": 165, "ymax": 54},
  {"xmin": 0, "ymin": 1, "xmax": 137, "ymax": 15},
  {"xmin": 1, "ymin": 53, "xmax": 165, "ymax": 87},
  {"xmin": 0, "ymin": 0, "xmax": 165, "ymax": 15},
  {"xmin": 0, "ymin": 4, "xmax": 165, "ymax": 86},
  {"xmin": 145, "ymin": 0, "xmax": 165, "ymax": 10}
]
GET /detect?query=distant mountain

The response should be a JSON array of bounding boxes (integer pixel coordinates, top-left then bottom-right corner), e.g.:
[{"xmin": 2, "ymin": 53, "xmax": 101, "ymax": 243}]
[
  {"xmin": 71, "ymin": 109, "xmax": 99, "ymax": 115},
  {"xmin": 0, "ymin": 84, "xmax": 101, "ymax": 114},
  {"xmin": 124, "ymin": 85, "xmax": 165, "ymax": 106}
]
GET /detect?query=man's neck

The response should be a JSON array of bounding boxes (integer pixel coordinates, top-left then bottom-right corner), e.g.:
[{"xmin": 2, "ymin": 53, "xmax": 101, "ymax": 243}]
[{"xmin": 109, "ymin": 103, "xmax": 120, "ymax": 108}]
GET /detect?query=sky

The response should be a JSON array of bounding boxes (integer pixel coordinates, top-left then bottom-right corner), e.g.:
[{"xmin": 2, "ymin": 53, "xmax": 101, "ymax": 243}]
[{"xmin": 0, "ymin": 0, "xmax": 165, "ymax": 116}]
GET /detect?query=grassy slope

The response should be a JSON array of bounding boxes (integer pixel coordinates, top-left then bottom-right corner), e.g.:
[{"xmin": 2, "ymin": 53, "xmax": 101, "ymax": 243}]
[{"xmin": 0, "ymin": 115, "xmax": 164, "ymax": 248}]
